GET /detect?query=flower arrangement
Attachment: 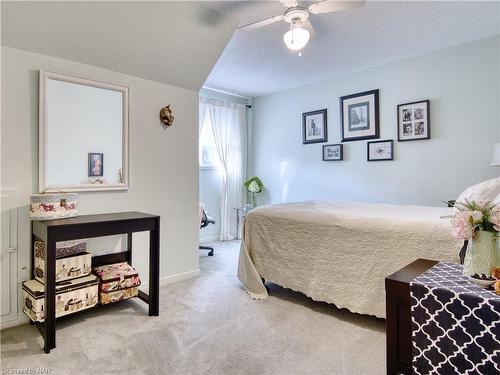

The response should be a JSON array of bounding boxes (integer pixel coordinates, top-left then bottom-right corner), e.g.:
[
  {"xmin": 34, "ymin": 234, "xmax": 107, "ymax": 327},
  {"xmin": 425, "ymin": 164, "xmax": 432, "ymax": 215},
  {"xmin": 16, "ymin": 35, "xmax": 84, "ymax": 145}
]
[
  {"xmin": 244, "ymin": 176, "xmax": 264, "ymax": 208},
  {"xmin": 451, "ymin": 200, "xmax": 499, "ymax": 240},
  {"xmin": 451, "ymin": 200, "xmax": 499, "ymax": 277}
]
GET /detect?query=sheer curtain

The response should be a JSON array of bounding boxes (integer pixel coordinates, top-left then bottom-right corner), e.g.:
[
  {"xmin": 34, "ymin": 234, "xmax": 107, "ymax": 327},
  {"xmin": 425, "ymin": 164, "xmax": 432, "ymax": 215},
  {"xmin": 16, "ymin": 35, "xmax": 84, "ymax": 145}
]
[{"xmin": 199, "ymin": 97, "xmax": 246, "ymax": 241}]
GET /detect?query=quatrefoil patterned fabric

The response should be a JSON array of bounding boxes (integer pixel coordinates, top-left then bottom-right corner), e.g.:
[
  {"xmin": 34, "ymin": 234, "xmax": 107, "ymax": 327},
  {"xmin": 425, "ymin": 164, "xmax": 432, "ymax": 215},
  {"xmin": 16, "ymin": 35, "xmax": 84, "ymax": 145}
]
[{"xmin": 410, "ymin": 262, "xmax": 499, "ymax": 375}]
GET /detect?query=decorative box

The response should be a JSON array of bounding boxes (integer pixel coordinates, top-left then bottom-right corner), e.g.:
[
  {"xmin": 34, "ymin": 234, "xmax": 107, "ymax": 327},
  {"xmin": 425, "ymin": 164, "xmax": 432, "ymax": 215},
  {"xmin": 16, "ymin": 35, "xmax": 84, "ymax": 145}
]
[
  {"xmin": 35, "ymin": 239, "xmax": 86, "ymax": 259},
  {"xmin": 22, "ymin": 275, "xmax": 99, "ymax": 322},
  {"xmin": 35, "ymin": 252, "xmax": 92, "ymax": 283},
  {"xmin": 93, "ymin": 262, "xmax": 141, "ymax": 304},
  {"xmin": 30, "ymin": 193, "xmax": 78, "ymax": 221}
]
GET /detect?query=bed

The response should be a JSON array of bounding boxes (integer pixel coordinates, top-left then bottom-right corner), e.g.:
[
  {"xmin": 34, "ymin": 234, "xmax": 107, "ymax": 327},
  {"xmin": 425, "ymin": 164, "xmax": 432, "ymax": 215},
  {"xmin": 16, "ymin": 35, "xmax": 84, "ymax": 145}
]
[{"xmin": 237, "ymin": 200, "xmax": 462, "ymax": 318}]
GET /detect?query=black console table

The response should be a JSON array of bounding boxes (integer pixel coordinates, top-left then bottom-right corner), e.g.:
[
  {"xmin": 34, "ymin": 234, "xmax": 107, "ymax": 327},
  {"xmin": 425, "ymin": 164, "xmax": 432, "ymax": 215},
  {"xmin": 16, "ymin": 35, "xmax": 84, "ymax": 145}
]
[{"xmin": 31, "ymin": 211, "xmax": 160, "ymax": 353}]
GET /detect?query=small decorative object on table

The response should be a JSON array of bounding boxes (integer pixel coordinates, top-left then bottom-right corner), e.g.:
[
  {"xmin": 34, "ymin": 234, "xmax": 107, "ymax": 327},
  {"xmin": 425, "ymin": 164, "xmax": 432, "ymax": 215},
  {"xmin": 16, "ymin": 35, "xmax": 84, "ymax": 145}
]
[
  {"xmin": 451, "ymin": 200, "xmax": 499, "ymax": 276},
  {"xmin": 94, "ymin": 262, "xmax": 141, "ymax": 304},
  {"xmin": 88, "ymin": 153, "xmax": 104, "ymax": 177},
  {"xmin": 30, "ymin": 193, "xmax": 78, "ymax": 220},
  {"xmin": 244, "ymin": 176, "xmax": 264, "ymax": 208}
]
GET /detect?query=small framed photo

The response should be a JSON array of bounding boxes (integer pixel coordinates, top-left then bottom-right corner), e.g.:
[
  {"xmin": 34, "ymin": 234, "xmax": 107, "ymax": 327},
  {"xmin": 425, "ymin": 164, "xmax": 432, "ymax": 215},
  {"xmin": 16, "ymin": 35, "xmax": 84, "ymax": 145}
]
[
  {"xmin": 397, "ymin": 100, "xmax": 430, "ymax": 141},
  {"xmin": 303, "ymin": 109, "xmax": 327, "ymax": 144},
  {"xmin": 88, "ymin": 153, "xmax": 104, "ymax": 177},
  {"xmin": 340, "ymin": 89, "xmax": 379, "ymax": 142},
  {"xmin": 323, "ymin": 144, "xmax": 343, "ymax": 161},
  {"xmin": 367, "ymin": 140, "xmax": 393, "ymax": 161}
]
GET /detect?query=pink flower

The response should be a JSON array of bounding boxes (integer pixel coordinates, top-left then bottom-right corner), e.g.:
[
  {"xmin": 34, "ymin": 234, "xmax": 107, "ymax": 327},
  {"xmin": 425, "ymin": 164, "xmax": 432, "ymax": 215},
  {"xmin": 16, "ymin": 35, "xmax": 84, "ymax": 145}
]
[
  {"xmin": 491, "ymin": 208, "xmax": 500, "ymax": 231},
  {"xmin": 451, "ymin": 212, "xmax": 476, "ymax": 240},
  {"xmin": 469, "ymin": 210, "xmax": 483, "ymax": 223}
]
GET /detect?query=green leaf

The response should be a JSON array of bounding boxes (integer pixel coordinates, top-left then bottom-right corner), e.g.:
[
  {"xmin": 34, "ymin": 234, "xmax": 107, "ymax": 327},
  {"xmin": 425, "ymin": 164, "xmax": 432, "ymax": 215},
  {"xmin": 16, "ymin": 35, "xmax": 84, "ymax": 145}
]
[{"xmin": 244, "ymin": 176, "xmax": 264, "ymax": 193}]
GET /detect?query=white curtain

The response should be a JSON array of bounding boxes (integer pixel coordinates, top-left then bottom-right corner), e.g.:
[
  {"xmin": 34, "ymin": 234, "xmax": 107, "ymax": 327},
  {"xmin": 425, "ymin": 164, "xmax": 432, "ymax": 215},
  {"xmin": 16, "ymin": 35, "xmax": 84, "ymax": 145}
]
[{"xmin": 200, "ymin": 97, "xmax": 246, "ymax": 241}]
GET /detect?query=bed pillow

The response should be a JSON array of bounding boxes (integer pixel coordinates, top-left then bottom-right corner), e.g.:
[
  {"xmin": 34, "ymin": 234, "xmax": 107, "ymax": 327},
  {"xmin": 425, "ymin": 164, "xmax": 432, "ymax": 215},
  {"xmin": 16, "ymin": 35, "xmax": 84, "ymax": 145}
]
[{"xmin": 456, "ymin": 177, "xmax": 500, "ymax": 206}]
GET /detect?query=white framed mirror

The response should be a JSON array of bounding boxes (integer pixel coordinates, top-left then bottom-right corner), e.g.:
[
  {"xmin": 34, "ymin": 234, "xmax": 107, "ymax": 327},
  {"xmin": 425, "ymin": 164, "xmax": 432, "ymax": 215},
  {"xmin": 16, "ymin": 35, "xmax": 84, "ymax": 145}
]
[{"xmin": 39, "ymin": 70, "xmax": 129, "ymax": 192}]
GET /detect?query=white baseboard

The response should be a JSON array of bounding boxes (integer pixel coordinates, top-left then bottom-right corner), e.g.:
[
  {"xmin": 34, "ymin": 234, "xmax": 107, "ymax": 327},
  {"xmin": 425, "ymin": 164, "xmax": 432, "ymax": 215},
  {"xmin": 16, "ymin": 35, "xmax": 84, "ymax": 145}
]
[
  {"xmin": 1, "ymin": 314, "xmax": 29, "ymax": 330},
  {"xmin": 1, "ymin": 269, "xmax": 201, "ymax": 330},
  {"xmin": 199, "ymin": 235, "xmax": 219, "ymax": 245},
  {"xmin": 159, "ymin": 269, "xmax": 200, "ymax": 286}
]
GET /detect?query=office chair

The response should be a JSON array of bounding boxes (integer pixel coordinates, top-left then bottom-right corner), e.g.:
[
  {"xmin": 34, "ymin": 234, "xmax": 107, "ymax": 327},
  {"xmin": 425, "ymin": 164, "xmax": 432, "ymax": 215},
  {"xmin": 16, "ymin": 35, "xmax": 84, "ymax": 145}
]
[{"xmin": 200, "ymin": 206, "xmax": 216, "ymax": 256}]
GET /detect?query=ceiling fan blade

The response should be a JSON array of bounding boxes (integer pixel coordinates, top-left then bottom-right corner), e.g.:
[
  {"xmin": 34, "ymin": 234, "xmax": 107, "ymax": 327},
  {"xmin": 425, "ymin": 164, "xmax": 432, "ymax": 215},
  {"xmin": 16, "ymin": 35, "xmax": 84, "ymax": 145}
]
[
  {"xmin": 303, "ymin": 19, "xmax": 317, "ymax": 40},
  {"xmin": 280, "ymin": 0, "xmax": 298, "ymax": 7},
  {"xmin": 238, "ymin": 15, "xmax": 284, "ymax": 31},
  {"xmin": 308, "ymin": 1, "xmax": 365, "ymax": 15}
]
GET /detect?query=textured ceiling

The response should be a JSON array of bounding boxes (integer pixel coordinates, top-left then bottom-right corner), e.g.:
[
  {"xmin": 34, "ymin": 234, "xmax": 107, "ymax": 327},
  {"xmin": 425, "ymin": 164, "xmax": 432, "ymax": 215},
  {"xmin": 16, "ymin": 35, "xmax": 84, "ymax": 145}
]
[
  {"xmin": 204, "ymin": 1, "xmax": 500, "ymax": 97},
  {"xmin": 1, "ymin": 1, "xmax": 238, "ymax": 92}
]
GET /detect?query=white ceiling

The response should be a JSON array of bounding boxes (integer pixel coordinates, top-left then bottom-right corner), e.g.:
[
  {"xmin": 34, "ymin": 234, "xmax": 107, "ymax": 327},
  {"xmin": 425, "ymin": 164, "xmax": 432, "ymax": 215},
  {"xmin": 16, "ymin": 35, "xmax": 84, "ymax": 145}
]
[
  {"xmin": 1, "ymin": 1, "xmax": 237, "ymax": 92},
  {"xmin": 204, "ymin": 1, "xmax": 500, "ymax": 97}
]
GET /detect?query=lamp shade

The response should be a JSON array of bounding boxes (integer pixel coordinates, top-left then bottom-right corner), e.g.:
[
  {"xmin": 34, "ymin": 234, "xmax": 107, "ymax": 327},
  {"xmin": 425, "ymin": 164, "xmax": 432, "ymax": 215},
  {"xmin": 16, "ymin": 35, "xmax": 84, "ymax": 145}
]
[
  {"xmin": 283, "ymin": 26, "xmax": 310, "ymax": 51},
  {"xmin": 491, "ymin": 143, "xmax": 500, "ymax": 166}
]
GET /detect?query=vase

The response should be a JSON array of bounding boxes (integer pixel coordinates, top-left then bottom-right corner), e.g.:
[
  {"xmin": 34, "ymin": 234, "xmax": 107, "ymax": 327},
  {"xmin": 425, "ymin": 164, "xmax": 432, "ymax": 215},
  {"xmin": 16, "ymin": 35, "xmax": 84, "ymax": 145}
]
[{"xmin": 462, "ymin": 230, "xmax": 499, "ymax": 276}]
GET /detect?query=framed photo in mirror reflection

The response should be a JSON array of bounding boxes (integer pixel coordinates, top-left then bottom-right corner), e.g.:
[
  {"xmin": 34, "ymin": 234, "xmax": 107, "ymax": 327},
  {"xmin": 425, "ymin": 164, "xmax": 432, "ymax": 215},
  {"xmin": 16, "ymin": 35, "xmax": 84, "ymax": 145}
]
[{"xmin": 88, "ymin": 153, "xmax": 104, "ymax": 177}]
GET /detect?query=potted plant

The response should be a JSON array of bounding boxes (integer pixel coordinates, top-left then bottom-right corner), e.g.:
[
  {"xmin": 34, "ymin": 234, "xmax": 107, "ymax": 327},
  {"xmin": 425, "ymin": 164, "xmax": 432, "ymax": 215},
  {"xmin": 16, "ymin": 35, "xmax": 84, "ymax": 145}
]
[
  {"xmin": 244, "ymin": 177, "xmax": 264, "ymax": 208},
  {"xmin": 451, "ymin": 200, "xmax": 499, "ymax": 276}
]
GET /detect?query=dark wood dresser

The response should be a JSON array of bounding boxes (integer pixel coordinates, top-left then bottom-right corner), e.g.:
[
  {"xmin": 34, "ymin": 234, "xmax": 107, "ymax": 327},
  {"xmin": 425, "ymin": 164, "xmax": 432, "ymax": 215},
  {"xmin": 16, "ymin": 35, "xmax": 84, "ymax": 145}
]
[{"xmin": 385, "ymin": 258, "xmax": 438, "ymax": 375}]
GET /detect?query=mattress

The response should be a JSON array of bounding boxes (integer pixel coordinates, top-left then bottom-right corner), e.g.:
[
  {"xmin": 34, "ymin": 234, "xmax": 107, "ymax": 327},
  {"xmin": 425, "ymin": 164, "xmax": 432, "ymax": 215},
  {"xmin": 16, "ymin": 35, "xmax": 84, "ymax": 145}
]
[{"xmin": 237, "ymin": 200, "xmax": 462, "ymax": 318}]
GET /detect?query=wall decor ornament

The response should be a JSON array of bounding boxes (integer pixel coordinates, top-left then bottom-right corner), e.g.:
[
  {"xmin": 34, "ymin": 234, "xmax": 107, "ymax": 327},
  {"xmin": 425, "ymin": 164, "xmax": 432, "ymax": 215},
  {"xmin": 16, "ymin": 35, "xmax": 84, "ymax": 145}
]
[
  {"xmin": 302, "ymin": 109, "xmax": 327, "ymax": 144},
  {"xmin": 159, "ymin": 105, "xmax": 174, "ymax": 127},
  {"xmin": 397, "ymin": 100, "xmax": 430, "ymax": 141},
  {"xmin": 340, "ymin": 89, "xmax": 379, "ymax": 142},
  {"xmin": 322, "ymin": 144, "xmax": 343, "ymax": 161},
  {"xmin": 367, "ymin": 140, "xmax": 394, "ymax": 161}
]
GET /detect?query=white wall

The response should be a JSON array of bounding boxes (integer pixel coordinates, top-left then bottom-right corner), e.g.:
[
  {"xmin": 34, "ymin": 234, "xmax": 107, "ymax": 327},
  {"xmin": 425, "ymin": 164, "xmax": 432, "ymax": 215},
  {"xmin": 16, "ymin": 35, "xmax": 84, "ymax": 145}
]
[
  {"xmin": 250, "ymin": 35, "xmax": 500, "ymax": 207},
  {"xmin": 1, "ymin": 46, "xmax": 200, "ymax": 325}
]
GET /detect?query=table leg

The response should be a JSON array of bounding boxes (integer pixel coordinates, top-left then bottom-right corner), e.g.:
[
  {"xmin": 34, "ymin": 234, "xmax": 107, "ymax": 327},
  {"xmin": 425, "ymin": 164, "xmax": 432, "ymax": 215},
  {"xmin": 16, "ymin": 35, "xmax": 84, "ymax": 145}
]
[
  {"xmin": 127, "ymin": 232, "xmax": 133, "ymax": 264},
  {"xmin": 149, "ymin": 218, "xmax": 160, "ymax": 316},
  {"xmin": 44, "ymin": 238, "xmax": 56, "ymax": 353}
]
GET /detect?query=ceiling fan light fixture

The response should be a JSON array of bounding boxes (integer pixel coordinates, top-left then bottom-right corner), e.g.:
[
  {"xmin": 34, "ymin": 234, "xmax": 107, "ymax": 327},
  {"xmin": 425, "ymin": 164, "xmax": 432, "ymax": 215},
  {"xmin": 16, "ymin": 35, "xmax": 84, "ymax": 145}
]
[{"xmin": 283, "ymin": 23, "xmax": 310, "ymax": 51}]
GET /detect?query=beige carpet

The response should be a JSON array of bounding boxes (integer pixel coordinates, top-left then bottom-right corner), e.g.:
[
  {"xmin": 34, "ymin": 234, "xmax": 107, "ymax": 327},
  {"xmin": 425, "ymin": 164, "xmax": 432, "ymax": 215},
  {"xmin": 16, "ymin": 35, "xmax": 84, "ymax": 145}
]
[{"xmin": 1, "ymin": 241, "xmax": 386, "ymax": 375}]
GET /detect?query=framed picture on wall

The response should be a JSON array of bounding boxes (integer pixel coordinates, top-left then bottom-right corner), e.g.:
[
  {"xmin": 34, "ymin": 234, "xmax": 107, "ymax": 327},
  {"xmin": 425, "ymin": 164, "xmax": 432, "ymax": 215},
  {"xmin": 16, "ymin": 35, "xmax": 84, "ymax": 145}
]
[
  {"xmin": 322, "ymin": 144, "xmax": 343, "ymax": 161},
  {"xmin": 88, "ymin": 153, "xmax": 104, "ymax": 177},
  {"xmin": 397, "ymin": 100, "xmax": 430, "ymax": 141},
  {"xmin": 367, "ymin": 140, "xmax": 393, "ymax": 161},
  {"xmin": 303, "ymin": 109, "xmax": 327, "ymax": 144},
  {"xmin": 340, "ymin": 89, "xmax": 379, "ymax": 142}
]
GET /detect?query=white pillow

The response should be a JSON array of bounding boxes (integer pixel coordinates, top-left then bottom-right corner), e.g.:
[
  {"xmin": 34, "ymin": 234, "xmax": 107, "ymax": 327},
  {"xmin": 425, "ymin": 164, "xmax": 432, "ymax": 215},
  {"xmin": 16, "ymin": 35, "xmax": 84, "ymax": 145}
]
[{"xmin": 456, "ymin": 177, "xmax": 500, "ymax": 205}]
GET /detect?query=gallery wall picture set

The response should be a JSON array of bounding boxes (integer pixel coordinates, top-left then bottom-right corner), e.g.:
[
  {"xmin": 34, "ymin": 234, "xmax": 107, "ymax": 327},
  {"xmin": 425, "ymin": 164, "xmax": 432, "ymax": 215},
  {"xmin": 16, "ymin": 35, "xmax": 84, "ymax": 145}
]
[{"xmin": 302, "ymin": 89, "xmax": 430, "ymax": 161}]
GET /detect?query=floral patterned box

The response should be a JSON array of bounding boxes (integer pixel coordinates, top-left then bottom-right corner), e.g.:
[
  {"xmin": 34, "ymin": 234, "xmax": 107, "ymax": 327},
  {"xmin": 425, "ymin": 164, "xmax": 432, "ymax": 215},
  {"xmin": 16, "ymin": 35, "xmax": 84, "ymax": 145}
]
[
  {"xmin": 35, "ymin": 239, "xmax": 86, "ymax": 259},
  {"xmin": 35, "ymin": 251, "xmax": 92, "ymax": 284},
  {"xmin": 22, "ymin": 275, "xmax": 99, "ymax": 323},
  {"xmin": 93, "ymin": 262, "xmax": 141, "ymax": 304},
  {"xmin": 30, "ymin": 193, "xmax": 78, "ymax": 221}
]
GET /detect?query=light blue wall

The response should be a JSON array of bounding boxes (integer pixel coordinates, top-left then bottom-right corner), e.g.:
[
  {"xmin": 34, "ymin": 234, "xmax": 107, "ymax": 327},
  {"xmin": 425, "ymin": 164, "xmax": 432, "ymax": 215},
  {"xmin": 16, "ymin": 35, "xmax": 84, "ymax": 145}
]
[{"xmin": 250, "ymin": 35, "xmax": 500, "ymax": 207}]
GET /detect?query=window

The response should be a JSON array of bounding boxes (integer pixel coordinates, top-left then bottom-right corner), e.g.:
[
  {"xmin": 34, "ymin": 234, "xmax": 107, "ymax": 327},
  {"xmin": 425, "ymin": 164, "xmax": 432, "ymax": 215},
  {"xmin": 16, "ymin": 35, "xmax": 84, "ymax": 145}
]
[{"xmin": 199, "ymin": 116, "xmax": 220, "ymax": 169}]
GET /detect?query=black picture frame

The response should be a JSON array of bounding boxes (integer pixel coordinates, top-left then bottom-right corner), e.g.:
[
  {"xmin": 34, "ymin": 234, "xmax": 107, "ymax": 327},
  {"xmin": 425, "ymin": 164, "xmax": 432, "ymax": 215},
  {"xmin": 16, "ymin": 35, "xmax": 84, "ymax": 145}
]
[
  {"xmin": 322, "ymin": 144, "xmax": 343, "ymax": 161},
  {"xmin": 88, "ymin": 153, "xmax": 104, "ymax": 177},
  {"xmin": 302, "ymin": 109, "xmax": 328, "ymax": 144},
  {"xmin": 397, "ymin": 100, "xmax": 430, "ymax": 142},
  {"xmin": 340, "ymin": 89, "xmax": 379, "ymax": 142},
  {"xmin": 367, "ymin": 140, "xmax": 394, "ymax": 161}
]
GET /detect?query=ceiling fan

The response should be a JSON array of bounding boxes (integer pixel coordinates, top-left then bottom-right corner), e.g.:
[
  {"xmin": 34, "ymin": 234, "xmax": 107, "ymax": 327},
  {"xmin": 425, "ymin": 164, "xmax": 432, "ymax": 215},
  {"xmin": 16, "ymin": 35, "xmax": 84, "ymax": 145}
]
[{"xmin": 238, "ymin": 1, "xmax": 365, "ymax": 52}]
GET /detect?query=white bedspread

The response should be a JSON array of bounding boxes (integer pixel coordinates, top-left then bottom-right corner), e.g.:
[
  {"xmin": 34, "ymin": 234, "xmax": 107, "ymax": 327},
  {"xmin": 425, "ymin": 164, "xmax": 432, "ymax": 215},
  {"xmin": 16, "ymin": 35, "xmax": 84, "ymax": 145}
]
[{"xmin": 237, "ymin": 201, "xmax": 462, "ymax": 318}]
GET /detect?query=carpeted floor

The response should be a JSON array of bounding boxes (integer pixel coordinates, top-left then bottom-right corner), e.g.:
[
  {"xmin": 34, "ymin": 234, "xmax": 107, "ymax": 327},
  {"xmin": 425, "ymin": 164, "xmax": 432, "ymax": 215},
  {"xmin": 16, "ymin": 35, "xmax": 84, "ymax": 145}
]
[{"xmin": 1, "ymin": 241, "xmax": 386, "ymax": 375}]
